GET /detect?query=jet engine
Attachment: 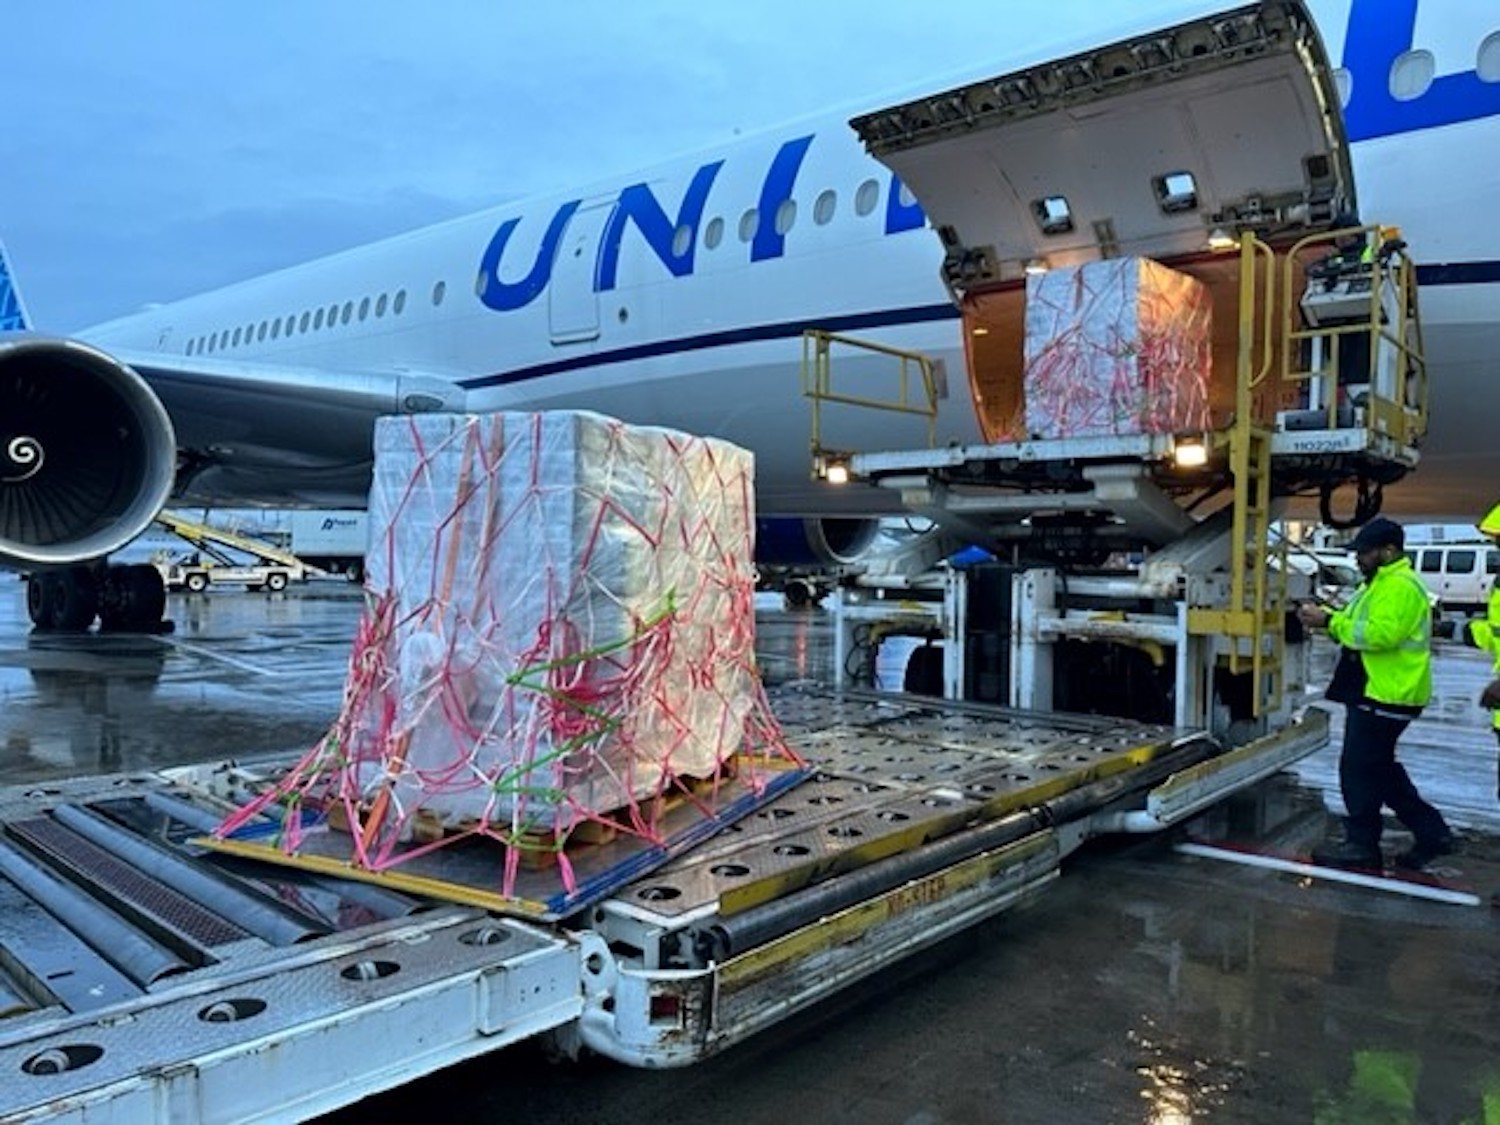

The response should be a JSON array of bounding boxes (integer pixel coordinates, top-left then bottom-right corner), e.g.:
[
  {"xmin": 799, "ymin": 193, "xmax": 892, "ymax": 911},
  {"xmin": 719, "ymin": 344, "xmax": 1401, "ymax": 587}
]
[
  {"xmin": 0, "ymin": 335, "xmax": 177, "ymax": 570},
  {"xmin": 755, "ymin": 517, "xmax": 882, "ymax": 569}
]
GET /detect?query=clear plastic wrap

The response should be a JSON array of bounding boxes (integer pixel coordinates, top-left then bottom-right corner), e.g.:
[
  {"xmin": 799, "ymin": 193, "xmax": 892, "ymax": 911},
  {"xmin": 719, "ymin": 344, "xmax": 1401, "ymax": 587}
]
[
  {"xmin": 222, "ymin": 411, "xmax": 792, "ymax": 895},
  {"xmin": 1023, "ymin": 258, "xmax": 1213, "ymax": 439}
]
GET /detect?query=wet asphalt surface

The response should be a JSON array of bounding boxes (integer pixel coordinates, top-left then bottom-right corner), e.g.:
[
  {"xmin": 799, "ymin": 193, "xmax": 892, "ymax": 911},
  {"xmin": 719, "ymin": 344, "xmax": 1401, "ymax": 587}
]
[{"xmin": 3, "ymin": 578, "xmax": 1499, "ymax": 1123}]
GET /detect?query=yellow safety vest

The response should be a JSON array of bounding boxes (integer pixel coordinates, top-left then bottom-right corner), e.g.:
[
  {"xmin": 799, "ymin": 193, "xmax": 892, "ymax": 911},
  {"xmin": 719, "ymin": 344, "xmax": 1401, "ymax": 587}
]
[
  {"xmin": 1327, "ymin": 557, "xmax": 1431, "ymax": 707},
  {"xmin": 1471, "ymin": 586, "xmax": 1500, "ymax": 729}
]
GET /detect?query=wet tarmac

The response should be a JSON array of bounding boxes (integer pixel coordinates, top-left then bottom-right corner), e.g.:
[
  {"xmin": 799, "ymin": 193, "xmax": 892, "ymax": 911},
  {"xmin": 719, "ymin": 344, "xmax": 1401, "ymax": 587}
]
[
  {"xmin": 0, "ymin": 577, "xmax": 358, "ymax": 785},
  {"xmin": 3, "ymin": 579, "xmax": 1500, "ymax": 1123}
]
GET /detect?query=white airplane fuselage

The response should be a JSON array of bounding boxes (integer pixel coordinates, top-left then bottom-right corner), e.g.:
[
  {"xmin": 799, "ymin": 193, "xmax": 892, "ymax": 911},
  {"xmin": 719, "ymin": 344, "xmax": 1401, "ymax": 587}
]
[{"xmin": 77, "ymin": 0, "xmax": 1500, "ymax": 522}]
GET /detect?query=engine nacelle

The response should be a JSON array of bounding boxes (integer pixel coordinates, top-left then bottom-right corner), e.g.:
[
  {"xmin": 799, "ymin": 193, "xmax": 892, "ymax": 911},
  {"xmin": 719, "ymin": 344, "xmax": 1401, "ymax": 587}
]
[
  {"xmin": 755, "ymin": 517, "xmax": 882, "ymax": 570},
  {"xmin": 0, "ymin": 335, "xmax": 176, "ymax": 569}
]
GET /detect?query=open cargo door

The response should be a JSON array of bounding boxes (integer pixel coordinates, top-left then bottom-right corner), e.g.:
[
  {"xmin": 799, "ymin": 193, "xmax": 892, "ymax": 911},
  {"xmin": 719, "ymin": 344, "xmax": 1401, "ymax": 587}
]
[{"xmin": 851, "ymin": 1, "xmax": 1355, "ymax": 441}]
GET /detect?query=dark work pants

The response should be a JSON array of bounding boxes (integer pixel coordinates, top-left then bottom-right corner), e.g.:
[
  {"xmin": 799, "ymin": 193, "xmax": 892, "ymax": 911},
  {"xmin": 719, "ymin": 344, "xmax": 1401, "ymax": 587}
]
[{"xmin": 1340, "ymin": 702, "xmax": 1450, "ymax": 849}]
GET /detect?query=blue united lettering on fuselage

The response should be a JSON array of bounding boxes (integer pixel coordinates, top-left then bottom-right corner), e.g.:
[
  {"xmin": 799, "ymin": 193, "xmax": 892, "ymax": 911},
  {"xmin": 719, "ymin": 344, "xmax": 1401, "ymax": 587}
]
[
  {"xmin": 476, "ymin": 203, "xmax": 580, "ymax": 313},
  {"xmin": 598, "ymin": 160, "xmax": 723, "ymax": 289},
  {"xmin": 474, "ymin": 133, "xmax": 925, "ymax": 314},
  {"xmin": 1341, "ymin": 0, "xmax": 1500, "ymax": 142},
  {"xmin": 751, "ymin": 136, "xmax": 814, "ymax": 262}
]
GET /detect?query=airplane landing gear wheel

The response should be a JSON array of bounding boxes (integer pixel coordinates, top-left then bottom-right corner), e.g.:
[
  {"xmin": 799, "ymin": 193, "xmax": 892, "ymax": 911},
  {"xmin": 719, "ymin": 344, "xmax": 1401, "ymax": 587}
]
[
  {"xmin": 27, "ymin": 567, "xmax": 100, "ymax": 632},
  {"xmin": 25, "ymin": 574, "xmax": 47, "ymax": 626},
  {"xmin": 100, "ymin": 564, "xmax": 169, "ymax": 633}
]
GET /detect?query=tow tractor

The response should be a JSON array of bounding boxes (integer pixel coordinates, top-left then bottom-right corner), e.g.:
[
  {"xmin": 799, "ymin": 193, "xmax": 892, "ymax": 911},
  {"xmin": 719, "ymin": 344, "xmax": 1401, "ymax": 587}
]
[
  {"xmin": 151, "ymin": 510, "xmax": 327, "ymax": 593},
  {"xmin": 0, "ymin": 4, "xmax": 1431, "ymax": 1121}
]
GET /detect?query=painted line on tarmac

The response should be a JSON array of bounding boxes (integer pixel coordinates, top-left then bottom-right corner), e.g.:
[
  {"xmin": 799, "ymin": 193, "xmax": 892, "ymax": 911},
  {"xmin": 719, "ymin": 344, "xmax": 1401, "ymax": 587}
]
[
  {"xmin": 152, "ymin": 636, "xmax": 293, "ymax": 677},
  {"xmin": 1176, "ymin": 841, "xmax": 1482, "ymax": 906}
]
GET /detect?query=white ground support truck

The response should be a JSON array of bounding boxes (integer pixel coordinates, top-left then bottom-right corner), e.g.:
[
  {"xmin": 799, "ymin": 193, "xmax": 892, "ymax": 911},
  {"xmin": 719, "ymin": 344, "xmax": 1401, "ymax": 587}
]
[
  {"xmin": 0, "ymin": 5, "xmax": 1433, "ymax": 1120},
  {"xmin": 285, "ymin": 510, "xmax": 367, "ymax": 583}
]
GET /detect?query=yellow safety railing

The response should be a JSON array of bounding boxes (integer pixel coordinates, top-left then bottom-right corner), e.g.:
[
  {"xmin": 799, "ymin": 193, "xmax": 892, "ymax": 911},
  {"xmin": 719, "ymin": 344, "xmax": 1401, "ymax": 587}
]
[
  {"xmin": 802, "ymin": 329, "xmax": 939, "ymax": 479},
  {"xmin": 1189, "ymin": 231, "xmax": 1285, "ymax": 716},
  {"xmin": 1280, "ymin": 224, "xmax": 1428, "ymax": 450}
]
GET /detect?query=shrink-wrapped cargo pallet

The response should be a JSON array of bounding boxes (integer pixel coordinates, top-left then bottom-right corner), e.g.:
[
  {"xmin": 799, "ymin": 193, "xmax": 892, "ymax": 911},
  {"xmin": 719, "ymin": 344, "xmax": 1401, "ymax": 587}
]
[
  {"xmin": 221, "ymin": 410, "xmax": 792, "ymax": 896},
  {"xmin": 1024, "ymin": 258, "xmax": 1212, "ymax": 440}
]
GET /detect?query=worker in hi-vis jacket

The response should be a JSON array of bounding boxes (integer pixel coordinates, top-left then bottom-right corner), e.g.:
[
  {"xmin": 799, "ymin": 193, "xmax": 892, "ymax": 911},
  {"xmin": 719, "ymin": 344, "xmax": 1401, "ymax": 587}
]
[
  {"xmin": 1298, "ymin": 517, "xmax": 1455, "ymax": 871},
  {"xmin": 1465, "ymin": 503, "xmax": 1500, "ymax": 792}
]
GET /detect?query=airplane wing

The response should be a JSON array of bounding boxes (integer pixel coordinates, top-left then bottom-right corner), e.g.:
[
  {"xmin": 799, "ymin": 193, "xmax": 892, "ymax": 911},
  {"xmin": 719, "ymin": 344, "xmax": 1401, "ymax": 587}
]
[{"xmin": 113, "ymin": 347, "xmax": 466, "ymax": 505}]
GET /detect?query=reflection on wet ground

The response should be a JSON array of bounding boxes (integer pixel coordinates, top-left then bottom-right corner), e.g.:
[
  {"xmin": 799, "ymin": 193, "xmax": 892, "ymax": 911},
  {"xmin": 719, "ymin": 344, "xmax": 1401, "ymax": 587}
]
[
  {"xmin": 3, "ymin": 579, "xmax": 1499, "ymax": 1123},
  {"xmin": 0, "ymin": 580, "xmax": 361, "ymax": 784},
  {"xmin": 332, "ymin": 781, "xmax": 1500, "ymax": 1125}
]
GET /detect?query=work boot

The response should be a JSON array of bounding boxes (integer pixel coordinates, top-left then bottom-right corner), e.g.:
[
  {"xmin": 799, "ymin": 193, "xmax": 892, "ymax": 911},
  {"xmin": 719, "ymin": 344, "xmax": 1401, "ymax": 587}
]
[
  {"xmin": 1310, "ymin": 839, "xmax": 1383, "ymax": 870},
  {"xmin": 1393, "ymin": 834, "xmax": 1456, "ymax": 871}
]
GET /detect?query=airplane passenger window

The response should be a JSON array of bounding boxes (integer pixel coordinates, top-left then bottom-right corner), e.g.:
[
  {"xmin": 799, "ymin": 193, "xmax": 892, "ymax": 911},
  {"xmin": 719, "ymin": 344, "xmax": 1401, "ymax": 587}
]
[
  {"xmin": 671, "ymin": 223, "xmax": 693, "ymax": 258},
  {"xmin": 814, "ymin": 190, "xmax": 836, "ymax": 225},
  {"xmin": 270, "ymin": 319, "xmax": 281, "ymax": 340},
  {"xmin": 1331, "ymin": 67, "xmax": 1353, "ymax": 107},
  {"xmin": 341, "ymin": 302, "xmax": 353, "ymax": 325},
  {"xmin": 314, "ymin": 308, "xmax": 325, "ymax": 330},
  {"xmin": 326, "ymin": 304, "xmax": 339, "ymax": 327},
  {"xmin": 206, "ymin": 335, "xmax": 216, "ymax": 354},
  {"xmin": 427, "ymin": 285, "xmax": 442, "ymax": 309},
  {"xmin": 232, "ymin": 327, "xmax": 243, "ymax": 347},
  {"xmin": 359, "ymin": 296, "xmax": 371, "ymax": 320},
  {"xmin": 774, "ymin": 200, "xmax": 796, "ymax": 236},
  {"xmin": 299, "ymin": 311, "xmax": 311, "ymax": 333},
  {"xmin": 738, "ymin": 208, "xmax": 759, "ymax": 243},
  {"xmin": 185, "ymin": 340, "xmax": 195, "ymax": 356},
  {"xmin": 1389, "ymin": 49, "xmax": 1435, "ymax": 102},
  {"xmin": 1479, "ymin": 32, "xmax": 1500, "ymax": 82},
  {"xmin": 219, "ymin": 330, "xmax": 230, "ymax": 349},
  {"xmin": 703, "ymin": 217, "xmax": 724, "ymax": 250},
  {"xmin": 854, "ymin": 179, "xmax": 880, "ymax": 217},
  {"xmin": 377, "ymin": 293, "xmax": 389, "ymax": 317},
  {"xmin": 257, "ymin": 322, "xmax": 268, "ymax": 342},
  {"xmin": 394, "ymin": 290, "xmax": 407, "ymax": 315}
]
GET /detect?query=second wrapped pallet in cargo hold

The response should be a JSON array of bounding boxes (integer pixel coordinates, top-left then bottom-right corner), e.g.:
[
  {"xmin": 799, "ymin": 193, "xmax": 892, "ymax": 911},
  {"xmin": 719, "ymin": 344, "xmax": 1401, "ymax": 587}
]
[{"xmin": 1023, "ymin": 257, "xmax": 1213, "ymax": 441}]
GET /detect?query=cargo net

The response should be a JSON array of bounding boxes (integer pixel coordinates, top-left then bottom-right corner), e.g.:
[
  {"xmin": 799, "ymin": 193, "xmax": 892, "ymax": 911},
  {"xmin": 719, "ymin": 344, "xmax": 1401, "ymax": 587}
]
[
  {"xmin": 1023, "ymin": 257, "xmax": 1212, "ymax": 440},
  {"xmin": 221, "ymin": 411, "xmax": 798, "ymax": 899}
]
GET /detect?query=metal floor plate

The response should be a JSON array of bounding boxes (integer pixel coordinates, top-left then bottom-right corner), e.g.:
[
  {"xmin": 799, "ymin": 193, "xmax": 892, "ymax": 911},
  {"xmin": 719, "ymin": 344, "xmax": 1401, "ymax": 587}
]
[
  {"xmin": 611, "ymin": 685, "xmax": 1201, "ymax": 917},
  {"xmin": 204, "ymin": 762, "xmax": 811, "ymax": 920}
]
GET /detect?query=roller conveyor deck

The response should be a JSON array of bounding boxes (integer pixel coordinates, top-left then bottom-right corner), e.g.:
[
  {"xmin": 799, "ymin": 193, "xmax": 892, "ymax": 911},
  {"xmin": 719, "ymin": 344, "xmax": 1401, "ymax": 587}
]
[{"xmin": 0, "ymin": 685, "xmax": 1325, "ymax": 1122}]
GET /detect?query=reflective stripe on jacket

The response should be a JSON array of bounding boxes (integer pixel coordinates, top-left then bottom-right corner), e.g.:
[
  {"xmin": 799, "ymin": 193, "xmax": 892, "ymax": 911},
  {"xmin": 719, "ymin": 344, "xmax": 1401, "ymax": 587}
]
[
  {"xmin": 1327, "ymin": 556, "xmax": 1431, "ymax": 707},
  {"xmin": 1471, "ymin": 585, "xmax": 1500, "ymax": 729}
]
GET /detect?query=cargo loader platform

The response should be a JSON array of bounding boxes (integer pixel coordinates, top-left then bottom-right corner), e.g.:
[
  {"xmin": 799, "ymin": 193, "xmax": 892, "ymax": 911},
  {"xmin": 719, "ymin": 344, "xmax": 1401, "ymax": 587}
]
[{"xmin": 0, "ymin": 684, "xmax": 1326, "ymax": 1122}]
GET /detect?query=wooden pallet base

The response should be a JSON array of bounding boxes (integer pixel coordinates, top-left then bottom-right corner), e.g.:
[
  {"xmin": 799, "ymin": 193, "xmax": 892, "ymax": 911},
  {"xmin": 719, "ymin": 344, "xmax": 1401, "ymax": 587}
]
[{"xmin": 327, "ymin": 757, "xmax": 744, "ymax": 869}]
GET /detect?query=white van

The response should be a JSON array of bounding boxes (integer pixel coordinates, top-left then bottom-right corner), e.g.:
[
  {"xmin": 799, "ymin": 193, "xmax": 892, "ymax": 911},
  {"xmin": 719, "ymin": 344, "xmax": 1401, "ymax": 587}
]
[{"xmin": 1404, "ymin": 543, "xmax": 1500, "ymax": 614}]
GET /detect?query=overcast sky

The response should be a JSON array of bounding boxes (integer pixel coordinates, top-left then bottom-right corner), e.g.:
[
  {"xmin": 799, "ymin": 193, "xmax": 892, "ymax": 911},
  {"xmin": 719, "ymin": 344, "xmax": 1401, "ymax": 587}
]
[{"xmin": 1, "ymin": 1, "xmax": 1248, "ymax": 331}]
